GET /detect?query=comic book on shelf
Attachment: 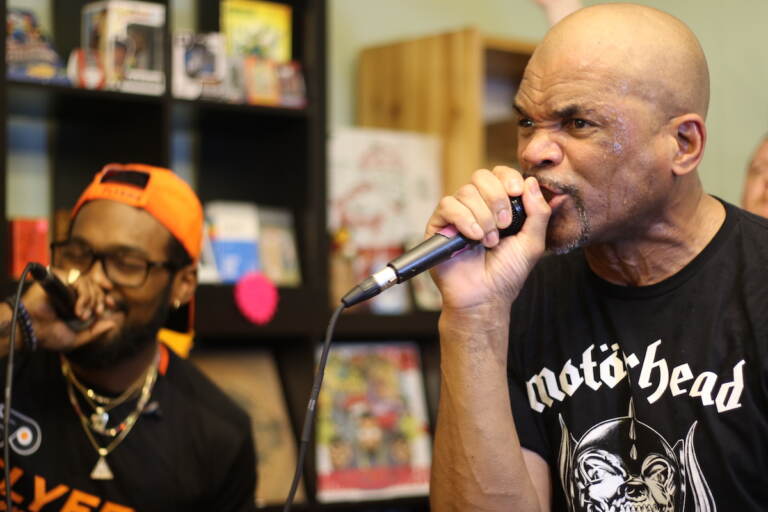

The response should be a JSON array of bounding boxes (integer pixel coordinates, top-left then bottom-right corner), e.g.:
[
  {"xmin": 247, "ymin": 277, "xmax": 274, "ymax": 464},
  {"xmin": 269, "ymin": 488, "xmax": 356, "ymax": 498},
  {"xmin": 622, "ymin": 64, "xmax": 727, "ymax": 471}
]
[
  {"xmin": 81, "ymin": 1, "xmax": 166, "ymax": 95},
  {"xmin": 242, "ymin": 57, "xmax": 307, "ymax": 108},
  {"xmin": 243, "ymin": 55, "xmax": 280, "ymax": 106},
  {"xmin": 191, "ymin": 350, "xmax": 305, "ymax": 506},
  {"xmin": 6, "ymin": 7, "xmax": 70, "ymax": 85},
  {"xmin": 204, "ymin": 201, "xmax": 300, "ymax": 286},
  {"xmin": 220, "ymin": 0, "xmax": 292, "ymax": 63},
  {"xmin": 8, "ymin": 217, "xmax": 49, "ymax": 279},
  {"xmin": 257, "ymin": 206, "xmax": 301, "ymax": 287},
  {"xmin": 315, "ymin": 342, "xmax": 431, "ymax": 502},
  {"xmin": 204, "ymin": 201, "xmax": 261, "ymax": 283},
  {"xmin": 275, "ymin": 60, "xmax": 306, "ymax": 108}
]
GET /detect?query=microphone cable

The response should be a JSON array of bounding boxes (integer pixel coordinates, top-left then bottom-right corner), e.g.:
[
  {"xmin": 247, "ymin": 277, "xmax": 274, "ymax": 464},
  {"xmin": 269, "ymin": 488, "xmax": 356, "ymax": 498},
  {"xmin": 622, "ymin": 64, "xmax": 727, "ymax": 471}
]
[
  {"xmin": 283, "ymin": 302, "xmax": 346, "ymax": 512},
  {"xmin": 3, "ymin": 262, "xmax": 36, "ymax": 511}
]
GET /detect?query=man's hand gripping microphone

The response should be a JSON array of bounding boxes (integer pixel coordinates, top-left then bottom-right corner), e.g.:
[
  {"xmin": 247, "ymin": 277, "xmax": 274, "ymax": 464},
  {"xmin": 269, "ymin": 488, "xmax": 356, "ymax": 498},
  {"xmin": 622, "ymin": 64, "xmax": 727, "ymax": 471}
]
[
  {"xmin": 28, "ymin": 263, "xmax": 95, "ymax": 331},
  {"xmin": 342, "ymin": 196, "xmax": 526, "ymax": 307}
]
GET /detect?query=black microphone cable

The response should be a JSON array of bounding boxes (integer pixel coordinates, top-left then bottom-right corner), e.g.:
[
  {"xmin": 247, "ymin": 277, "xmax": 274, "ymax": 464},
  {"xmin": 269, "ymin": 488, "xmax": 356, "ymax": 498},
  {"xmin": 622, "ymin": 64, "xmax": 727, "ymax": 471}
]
[
  {"xmin": 283, "ymin": 302, "xmax": 346, "ymax": 512},
  {"xmin": 3, "ymin": 262, "xmax": 36, "ymax": 511}
]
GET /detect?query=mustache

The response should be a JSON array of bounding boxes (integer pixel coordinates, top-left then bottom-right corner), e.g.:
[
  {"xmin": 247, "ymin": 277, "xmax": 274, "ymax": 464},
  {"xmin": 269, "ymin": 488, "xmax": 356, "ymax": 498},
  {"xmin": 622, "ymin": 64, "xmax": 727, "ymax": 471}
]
[
  {"xmin": 102, "ymin": 297, "xmax": 130, "ymax": 315},
  {"xmin": 522, "ymin": 173, "xmax": 578, "ymax": 196}
]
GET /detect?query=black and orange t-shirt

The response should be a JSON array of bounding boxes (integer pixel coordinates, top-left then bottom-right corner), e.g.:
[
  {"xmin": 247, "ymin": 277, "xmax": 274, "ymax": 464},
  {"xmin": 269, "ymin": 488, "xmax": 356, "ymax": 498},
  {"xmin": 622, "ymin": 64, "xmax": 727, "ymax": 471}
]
[{"xmin": 1, "ymin": 345, "xmax": 257, "ymax": 511}]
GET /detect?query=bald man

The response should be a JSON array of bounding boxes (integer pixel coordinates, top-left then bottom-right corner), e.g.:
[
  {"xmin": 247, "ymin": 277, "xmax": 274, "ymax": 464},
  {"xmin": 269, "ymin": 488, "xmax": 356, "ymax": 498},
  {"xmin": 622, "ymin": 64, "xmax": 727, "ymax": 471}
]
[{"xmin": 429, "ymin": 4, "xmax": 767, "ymax": 511}]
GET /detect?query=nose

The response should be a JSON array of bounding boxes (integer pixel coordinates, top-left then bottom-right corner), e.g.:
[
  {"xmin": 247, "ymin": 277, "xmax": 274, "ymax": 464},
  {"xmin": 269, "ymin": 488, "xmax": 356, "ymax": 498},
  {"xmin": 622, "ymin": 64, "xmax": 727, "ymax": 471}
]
[
  {"xmin": 519, "ymin": 129, "xmax": 563, "ymax": 170},
  {"xmin": 84, "ymin": 258, "xmax": 114, "ymax": 290}
]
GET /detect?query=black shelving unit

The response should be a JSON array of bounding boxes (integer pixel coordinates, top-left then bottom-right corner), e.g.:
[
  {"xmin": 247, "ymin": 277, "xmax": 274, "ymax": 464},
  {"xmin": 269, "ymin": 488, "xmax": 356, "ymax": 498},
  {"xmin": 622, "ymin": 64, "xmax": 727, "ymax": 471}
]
[{"xmin": 1, "ymin": 2, "xmax": 435, "ymax": 511}]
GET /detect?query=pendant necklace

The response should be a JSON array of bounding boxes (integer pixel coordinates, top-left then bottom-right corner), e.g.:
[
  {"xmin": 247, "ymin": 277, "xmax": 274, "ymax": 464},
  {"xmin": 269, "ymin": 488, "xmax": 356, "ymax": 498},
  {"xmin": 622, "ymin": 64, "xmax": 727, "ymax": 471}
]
[
  {"xmin": 62, "ymin": 358, "xmax": 148, "ymax": 436},
  {"xmin": 63, "ymin": 359, "xmax": 158, "ymax": 480}
]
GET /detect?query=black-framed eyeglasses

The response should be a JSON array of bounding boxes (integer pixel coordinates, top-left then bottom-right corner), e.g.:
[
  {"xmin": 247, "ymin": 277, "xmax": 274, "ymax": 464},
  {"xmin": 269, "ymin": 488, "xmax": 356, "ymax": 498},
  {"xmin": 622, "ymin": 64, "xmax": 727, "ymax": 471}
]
[{"xmin": 50, "ymin": 240, "xmax": 178, "ymax": 288}]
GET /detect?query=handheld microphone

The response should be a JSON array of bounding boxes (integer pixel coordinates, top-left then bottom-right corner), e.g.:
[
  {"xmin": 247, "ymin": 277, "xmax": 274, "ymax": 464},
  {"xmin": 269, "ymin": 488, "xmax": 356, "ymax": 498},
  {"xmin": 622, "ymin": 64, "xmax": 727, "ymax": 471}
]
[
  {"xmin": 342, "ymin": 197, "xmax": 526, "ymax": 307},
  {"xmin": 28, "ymin": 263, "xmax": 94, "ymax": 331}
]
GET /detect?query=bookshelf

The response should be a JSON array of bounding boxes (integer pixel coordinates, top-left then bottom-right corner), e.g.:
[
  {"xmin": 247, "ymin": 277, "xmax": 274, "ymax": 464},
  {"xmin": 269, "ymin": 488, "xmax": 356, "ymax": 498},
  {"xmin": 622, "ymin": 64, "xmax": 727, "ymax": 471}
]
[{"xmin": 2, "ymin": 1, "xmax": 445, "ymax": 510}]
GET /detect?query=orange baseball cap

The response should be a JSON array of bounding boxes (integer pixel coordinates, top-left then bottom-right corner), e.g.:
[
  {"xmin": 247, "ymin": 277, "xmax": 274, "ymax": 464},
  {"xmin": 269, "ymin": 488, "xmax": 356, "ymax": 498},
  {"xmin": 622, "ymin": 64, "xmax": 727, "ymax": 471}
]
[{"xmin": 71, "ymin": 163, "xmax": 203, "ymax": 262}]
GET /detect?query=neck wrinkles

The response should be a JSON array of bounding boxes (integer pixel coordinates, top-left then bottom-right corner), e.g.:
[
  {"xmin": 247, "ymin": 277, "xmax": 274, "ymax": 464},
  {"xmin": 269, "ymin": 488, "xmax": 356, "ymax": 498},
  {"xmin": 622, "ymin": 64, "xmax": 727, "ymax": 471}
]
[{"xmin": 584, "ymin": 191, "xmax": 725, "ymax": 286}]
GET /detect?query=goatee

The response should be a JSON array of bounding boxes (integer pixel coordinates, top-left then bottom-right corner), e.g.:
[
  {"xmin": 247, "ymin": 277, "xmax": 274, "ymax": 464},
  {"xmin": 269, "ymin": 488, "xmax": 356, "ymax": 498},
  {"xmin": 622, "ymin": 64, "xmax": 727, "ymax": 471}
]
[{"xmin": 66, "ymin": 286, "xmax": 171, "ymax": 370}]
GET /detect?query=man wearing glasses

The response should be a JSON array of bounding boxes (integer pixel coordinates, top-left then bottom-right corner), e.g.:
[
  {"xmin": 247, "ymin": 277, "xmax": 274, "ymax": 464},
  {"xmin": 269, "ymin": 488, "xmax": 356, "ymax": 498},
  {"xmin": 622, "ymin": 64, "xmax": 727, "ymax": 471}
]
[{"xmin": 0, "ymin": 163, "xmax": 257, "ymax": 511}]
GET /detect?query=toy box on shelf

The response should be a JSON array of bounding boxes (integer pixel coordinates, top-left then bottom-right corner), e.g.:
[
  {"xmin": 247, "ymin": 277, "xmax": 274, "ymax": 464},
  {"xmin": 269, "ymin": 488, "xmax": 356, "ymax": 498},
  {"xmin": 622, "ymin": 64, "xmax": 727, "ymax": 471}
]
[{"xmin": 80, "ymin": 0, "xmax": 165, "ymax": 95}]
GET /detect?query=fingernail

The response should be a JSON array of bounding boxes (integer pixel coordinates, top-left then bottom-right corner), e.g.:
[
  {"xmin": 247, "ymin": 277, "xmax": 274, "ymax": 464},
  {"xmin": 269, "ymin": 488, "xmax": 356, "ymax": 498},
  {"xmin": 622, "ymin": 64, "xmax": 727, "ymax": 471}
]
[
  {"xmin": 529, "ymin": 179, "xmax": 541, "ymax": 196},
  {"xmin": 497, "ymin": 208, "xmax": 511, "ymax": 226},
  {"xmin": 471, "ymin": 222, "xmax": 484, "ymax": 238},
  {"xmin": 485, "ymin": 230, "xmax": 499, "ymax": 246}
]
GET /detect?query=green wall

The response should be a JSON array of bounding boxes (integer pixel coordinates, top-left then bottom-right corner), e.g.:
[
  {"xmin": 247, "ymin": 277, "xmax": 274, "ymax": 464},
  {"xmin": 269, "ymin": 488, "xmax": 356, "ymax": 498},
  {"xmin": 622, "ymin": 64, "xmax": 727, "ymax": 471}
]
[{"xmin": 329, "ymin": 0, "xmax": 768, "ymax": 204}]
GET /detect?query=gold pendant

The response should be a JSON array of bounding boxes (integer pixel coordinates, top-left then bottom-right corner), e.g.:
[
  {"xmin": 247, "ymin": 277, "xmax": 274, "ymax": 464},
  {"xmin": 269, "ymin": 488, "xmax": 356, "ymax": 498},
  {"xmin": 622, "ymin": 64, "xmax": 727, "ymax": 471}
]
[
  {"xmin": 90, "ymin": 454, "xmax": 114, "ymax": 480},
  {"xmin": 91, "ymin": 408, "xmax": 109, "ymax": 434}
]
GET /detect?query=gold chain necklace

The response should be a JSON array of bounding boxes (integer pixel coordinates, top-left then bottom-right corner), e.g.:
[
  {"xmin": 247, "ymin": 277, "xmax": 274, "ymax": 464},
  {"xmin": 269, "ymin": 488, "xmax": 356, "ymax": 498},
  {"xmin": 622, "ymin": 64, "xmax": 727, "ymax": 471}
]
[
  {"xmin": 61, "ymin": 358, "xmax": 148, "ymax": 436},
  {"xmin": 65, "ymin": 358, "xmax": 146, "ymax": 405},
  {"xmin": 64, "ymin": 360, "xmax": 158, "ymax": 480}
]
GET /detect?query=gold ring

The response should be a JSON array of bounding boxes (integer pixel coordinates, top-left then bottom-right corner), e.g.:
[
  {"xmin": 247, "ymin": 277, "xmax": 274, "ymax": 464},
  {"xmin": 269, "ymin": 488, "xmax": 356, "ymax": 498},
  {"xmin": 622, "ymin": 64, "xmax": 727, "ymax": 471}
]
[{"xmin": 67, "ymin": 269, "xmax": 81, "ymax": 284}]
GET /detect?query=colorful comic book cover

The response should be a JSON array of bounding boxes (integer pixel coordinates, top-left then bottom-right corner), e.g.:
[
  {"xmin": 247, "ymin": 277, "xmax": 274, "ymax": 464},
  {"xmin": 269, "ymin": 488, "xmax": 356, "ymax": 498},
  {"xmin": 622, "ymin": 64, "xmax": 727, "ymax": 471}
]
[
  {"xmin": 6, "ymin": 6, "xmax": 69, "ymax": 84},
  {"xmin": 220, "ymin": 0, "xmax": 292, "ymax": 62},
  {"xmin": 316, "ymin": 342, "xmax": 431, "ymax": 502}
]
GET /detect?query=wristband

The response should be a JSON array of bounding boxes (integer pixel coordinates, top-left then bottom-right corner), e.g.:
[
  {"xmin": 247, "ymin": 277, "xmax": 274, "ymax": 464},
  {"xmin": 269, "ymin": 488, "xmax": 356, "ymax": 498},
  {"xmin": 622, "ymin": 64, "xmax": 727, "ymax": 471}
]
[{"xmin": 3, "ymin": 297, "xmax": 38, "ymax": 351}]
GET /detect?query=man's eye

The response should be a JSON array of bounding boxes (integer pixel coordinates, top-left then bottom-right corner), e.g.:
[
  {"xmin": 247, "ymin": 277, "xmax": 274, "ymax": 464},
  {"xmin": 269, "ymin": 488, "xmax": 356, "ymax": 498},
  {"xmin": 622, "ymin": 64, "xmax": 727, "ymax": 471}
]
[
  {"xmin": 62, "ymin": 248, "xmax": 89, "ymax": 261},
  {"xmin": 112, "ymin": 255, "xmax": 148, "ymax": 272},
  {"xmin": 567, "ymin": 118, "xmax": 592, "ymax": 129},
  {"xmin": 518, "ymin": 118, "xmax": 534, "ymax": 129}
]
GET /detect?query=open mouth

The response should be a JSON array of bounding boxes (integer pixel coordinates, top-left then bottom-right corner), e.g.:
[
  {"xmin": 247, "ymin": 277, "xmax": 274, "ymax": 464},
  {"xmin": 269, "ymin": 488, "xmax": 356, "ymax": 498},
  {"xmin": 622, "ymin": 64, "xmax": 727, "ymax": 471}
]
[
  {"xmin": 540, "ymin": 186, "xmax": 556, "ymax": 203},
  {"xmin": 538, "ymin": 184, "xmax": 566, "ymax": 209}
]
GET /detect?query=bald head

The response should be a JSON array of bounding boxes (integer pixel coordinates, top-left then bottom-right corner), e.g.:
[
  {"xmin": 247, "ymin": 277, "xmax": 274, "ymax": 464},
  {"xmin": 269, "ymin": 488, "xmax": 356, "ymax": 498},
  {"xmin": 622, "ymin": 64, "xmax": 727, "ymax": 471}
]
[{"xmin": 530, "ymin": 3, "xmax": 710, "ymax": 120}]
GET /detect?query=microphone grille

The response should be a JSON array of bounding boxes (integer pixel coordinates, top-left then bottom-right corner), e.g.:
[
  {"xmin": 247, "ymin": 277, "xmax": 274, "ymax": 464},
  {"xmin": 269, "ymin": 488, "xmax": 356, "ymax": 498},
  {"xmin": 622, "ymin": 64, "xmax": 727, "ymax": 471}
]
[{"xmin": 499, "ymin": 197, "xmax": 527, "ymax": 238}]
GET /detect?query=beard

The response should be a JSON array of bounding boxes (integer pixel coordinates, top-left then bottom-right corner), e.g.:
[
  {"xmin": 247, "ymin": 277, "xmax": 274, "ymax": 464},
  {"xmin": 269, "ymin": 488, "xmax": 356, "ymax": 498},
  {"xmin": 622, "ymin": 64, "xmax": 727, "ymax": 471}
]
[
  {"xmin": 66, "ymin": 284, "xmax": 172, "ymax": 370},
  {"xmin": 547, "ymin": 193, "xmax": 591, "ymax": 255},
  {"xmin": 525, "ymin": 174, "xmax": 592, "ymax": 254}
]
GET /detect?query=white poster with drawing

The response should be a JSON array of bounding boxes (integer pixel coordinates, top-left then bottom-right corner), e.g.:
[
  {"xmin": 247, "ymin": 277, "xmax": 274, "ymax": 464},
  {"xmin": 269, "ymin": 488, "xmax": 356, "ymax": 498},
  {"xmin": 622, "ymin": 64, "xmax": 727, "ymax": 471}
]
[{"xmin": 329, "ymin": 128, "xmax": 442, "ymax": 250}]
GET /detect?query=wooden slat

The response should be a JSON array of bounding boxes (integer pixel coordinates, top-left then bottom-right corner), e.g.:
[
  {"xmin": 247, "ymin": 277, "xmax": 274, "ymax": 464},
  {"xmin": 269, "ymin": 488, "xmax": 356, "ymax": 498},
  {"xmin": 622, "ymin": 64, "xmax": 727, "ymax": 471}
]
[
  {"xmin": 483, "ymin": 36, "xmax": 537, "ymax": 55},
  {"xmin": 443, "ymin": 28, "xmax": 482, "ymax": 196},
  {"xmin": 357, "ymin": 29, "xmax": 534, "ymax": 196}
]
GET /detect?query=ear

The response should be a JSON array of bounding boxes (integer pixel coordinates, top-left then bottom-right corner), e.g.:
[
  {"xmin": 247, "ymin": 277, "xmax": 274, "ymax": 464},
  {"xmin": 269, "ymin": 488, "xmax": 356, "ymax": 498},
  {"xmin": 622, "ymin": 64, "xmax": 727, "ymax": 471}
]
[
  {"xmin": 669, "ymin": 114, "xmax": 706, "ymax": 176},
  {"xmin": 170, "ymin": 264, "xmax": 198, "ymax": 306}
]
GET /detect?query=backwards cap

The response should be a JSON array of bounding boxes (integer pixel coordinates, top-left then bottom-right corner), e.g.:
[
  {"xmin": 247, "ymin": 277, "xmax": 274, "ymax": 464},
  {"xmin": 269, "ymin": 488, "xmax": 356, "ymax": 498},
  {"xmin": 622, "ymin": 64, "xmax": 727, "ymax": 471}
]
[{"xmin": 72, "ymin": 163, "xmax": 203, "ymax": 262}]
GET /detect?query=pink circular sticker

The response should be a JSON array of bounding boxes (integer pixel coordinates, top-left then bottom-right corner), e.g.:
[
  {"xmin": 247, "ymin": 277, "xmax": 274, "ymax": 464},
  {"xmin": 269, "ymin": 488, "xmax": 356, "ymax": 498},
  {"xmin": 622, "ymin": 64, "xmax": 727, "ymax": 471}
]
[{"xmin": 233, "ymin": 272, "xmax": 279, "ymax": 325}]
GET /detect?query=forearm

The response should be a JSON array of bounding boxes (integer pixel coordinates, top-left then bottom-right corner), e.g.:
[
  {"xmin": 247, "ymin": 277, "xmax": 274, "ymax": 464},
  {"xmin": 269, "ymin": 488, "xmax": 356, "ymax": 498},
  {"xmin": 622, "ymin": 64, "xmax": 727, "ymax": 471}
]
[{"xmin": 431, "ymin": 306, "xmax": 542, "ymax": 512}]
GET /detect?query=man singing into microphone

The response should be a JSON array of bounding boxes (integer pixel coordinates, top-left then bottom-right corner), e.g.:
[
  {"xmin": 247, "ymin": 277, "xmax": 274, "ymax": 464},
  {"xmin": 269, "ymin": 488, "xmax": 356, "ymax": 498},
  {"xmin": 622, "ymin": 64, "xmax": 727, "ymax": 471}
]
[
  {"xmin": 429, "ymin": 4, "xmax": 767, "ymax": 511},
  {"xmin": 0, "ymin": 163, "xmax": 256, "ymax": 511}
]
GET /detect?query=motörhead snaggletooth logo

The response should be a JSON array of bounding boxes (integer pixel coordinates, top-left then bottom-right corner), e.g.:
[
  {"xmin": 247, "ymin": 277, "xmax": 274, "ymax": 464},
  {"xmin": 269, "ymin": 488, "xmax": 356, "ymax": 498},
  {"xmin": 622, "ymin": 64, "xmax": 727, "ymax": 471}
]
[{"xmin": 558, "ymin": 401, "xmax": 716, "ymax": 512}]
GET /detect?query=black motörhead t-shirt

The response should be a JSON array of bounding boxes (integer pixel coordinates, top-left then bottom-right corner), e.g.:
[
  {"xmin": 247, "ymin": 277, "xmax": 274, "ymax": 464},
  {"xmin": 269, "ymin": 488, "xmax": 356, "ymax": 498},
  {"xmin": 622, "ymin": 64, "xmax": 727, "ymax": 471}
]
[
  {"xmin": 508, "ymin": 199, "xmax": 768, "ymax": 512},
  {"xmin": 0, "ymin": 345, "xmax": 257, "ymax": 511}
]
